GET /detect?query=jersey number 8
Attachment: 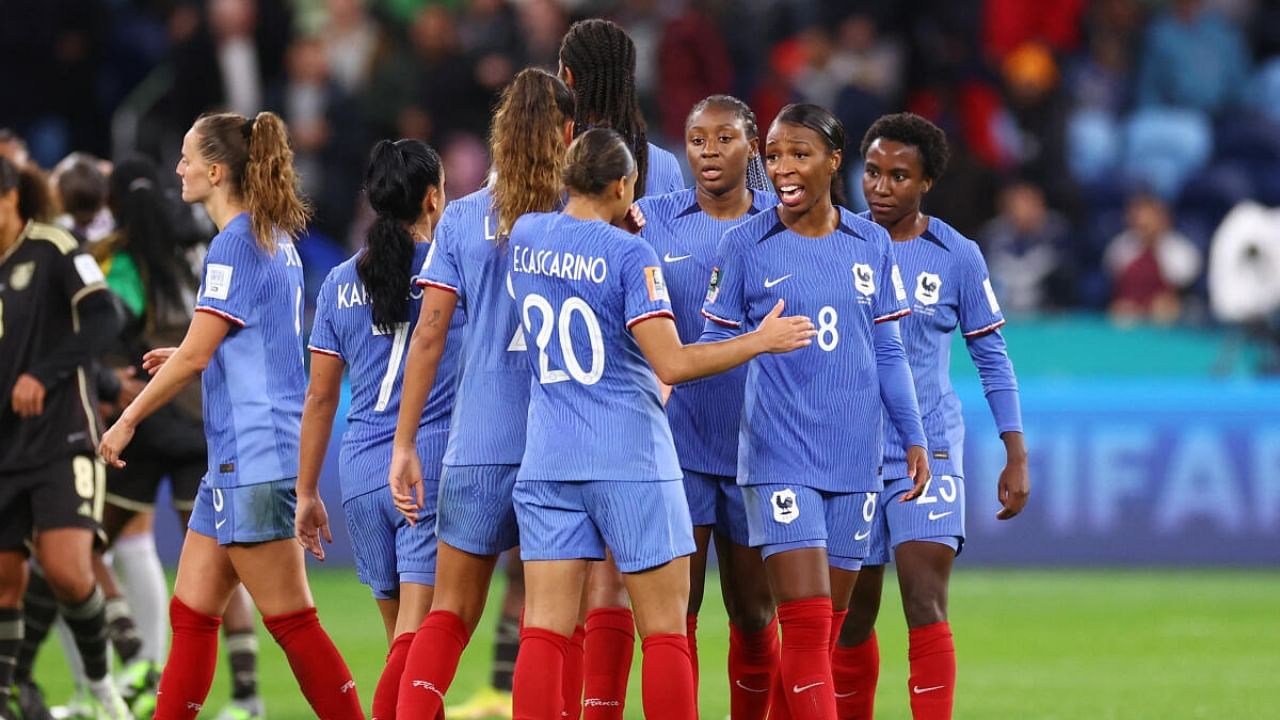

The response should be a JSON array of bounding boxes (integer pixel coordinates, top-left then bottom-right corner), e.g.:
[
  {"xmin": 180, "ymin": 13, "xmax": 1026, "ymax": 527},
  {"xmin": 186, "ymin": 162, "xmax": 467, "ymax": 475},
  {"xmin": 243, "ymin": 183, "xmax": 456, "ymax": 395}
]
[{"xmin": 521, "ymin": 293, "xmax": 604, "ymax": 386}]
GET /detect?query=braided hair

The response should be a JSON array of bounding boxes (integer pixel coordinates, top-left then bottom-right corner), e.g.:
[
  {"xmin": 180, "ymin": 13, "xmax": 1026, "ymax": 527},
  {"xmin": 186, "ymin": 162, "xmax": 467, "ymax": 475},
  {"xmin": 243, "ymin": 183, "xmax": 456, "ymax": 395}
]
[{"xmin": 559, "ymin": 18, "xmax": 650, "ymax": 197}]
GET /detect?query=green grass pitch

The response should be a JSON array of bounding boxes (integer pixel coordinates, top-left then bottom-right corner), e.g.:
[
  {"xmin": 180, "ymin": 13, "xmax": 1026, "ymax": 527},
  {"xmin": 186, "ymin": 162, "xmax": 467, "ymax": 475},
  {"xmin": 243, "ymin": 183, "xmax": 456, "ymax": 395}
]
[{"xmin": 34, "ymin": 568, "xmax": 1280, "ymax": 718}]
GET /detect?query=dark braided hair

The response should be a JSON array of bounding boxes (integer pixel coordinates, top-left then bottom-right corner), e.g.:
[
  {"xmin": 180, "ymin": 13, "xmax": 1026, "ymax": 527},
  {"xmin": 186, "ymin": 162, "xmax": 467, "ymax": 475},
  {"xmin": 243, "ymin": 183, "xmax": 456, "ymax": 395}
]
[
  {"xmin": 360, "ymin": 139, "xmax": 443, "ymax": 334},
  {"xmin": 559, "ymin": 18, "xmax": 650, "ymax": 197}
]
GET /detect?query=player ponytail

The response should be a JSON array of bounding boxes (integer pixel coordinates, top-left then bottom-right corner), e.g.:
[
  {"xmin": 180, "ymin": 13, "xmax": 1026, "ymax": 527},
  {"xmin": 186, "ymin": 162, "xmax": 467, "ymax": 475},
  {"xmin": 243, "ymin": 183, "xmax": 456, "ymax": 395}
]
[
  {"xmin": 563, "ymin": 128, "xmax": 635, "ymax": 197},
  {"xmin": 193, "ymin": 111, "xmax": 311, "ymax": 251},
  {"xmin": 361, "ymin": 139, "xmax": 443, "ymax": 335},
  {"xmin": 490, "ymin": 68, "xmax": 575, "ymax": 239},
  {"xmin": 559, "ymin": 18, "xmax": 649, "ymax": 197},
  {"xmin": 774, "ymin": 103, "xmax": 848, "ymax": 207}
]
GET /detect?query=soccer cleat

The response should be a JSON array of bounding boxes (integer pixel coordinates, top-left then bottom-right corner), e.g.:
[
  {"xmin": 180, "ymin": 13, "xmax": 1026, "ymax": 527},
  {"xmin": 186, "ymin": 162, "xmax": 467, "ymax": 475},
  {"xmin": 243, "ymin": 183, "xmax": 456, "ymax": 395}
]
[
  {"xmin": 48, "ymin": 687, "xmax": 94, "ymax": 720},
  {"xmin": 211, "ymin": 696, "xmax": 265, "ymax": 720},
  {"xmin": 444, "ymin": 686, "xmax": 513, "ymax": 719},
  {"xmin": 113, "ymin": 660, "xmax": 159, "ymax": 707},
  {"xmin": 85, "ymin": 679, "xmax": 133, "ymax": 720},
  {"xmin": 14, "ymin": 679, "xmax": 55, "ymax": 720}
]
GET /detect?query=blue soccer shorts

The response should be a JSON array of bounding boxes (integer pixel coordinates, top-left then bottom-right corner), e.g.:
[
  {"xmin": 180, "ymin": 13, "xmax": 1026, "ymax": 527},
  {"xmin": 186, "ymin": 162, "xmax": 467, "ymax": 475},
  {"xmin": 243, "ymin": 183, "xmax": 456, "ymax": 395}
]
[
  {"xmin": 865, "ymin": 475, "xmax": 965, "ymax": 566},
  {"xmin": 436, "ymin": 464, "xmax": 520, "ymax": 556},
  {"xmin": 683, "ymin": 469, "xmax": 751, "ymax": 547},
  {"xmin": 343, "ymin": 482, "xmax": 438, "ymax": 599},
  {"xmin": 742, "ymin": 484, "xmax": 879, "ymax": 572},
  {"xmin": 188, "ymin": 477, "xmax": 295, "ymax": 545}
]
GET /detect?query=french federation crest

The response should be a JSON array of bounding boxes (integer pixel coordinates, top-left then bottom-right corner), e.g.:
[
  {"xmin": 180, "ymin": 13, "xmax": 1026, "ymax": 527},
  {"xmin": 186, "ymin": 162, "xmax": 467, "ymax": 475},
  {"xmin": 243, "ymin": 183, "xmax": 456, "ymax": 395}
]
[
  {"xmin": 915, "ymin": 272, "xmax": 942, "ymax": 305},
  {"xmin": 9, "ymin": 262, "xmax": 34, "ymax": 291},
  {"xmin": 852, "ymin": 263, "xmax": 875, "ymax": 296},
  {"xmin": 771, "ymin": 488, "xmax": 798, "ymax": 524}
]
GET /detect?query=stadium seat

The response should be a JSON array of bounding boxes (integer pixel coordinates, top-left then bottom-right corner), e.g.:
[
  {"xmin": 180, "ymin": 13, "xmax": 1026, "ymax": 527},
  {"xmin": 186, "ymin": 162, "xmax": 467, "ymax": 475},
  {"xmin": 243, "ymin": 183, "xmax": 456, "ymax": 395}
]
[{"xmin": 1121, "ymin": 108, "xmax": 1213, "ymax": 201}]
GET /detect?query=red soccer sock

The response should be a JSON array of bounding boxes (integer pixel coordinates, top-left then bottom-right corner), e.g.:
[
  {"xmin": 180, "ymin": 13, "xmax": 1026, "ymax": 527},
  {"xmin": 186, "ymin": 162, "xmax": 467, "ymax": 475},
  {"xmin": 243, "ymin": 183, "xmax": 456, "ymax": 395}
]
[
  {"xmin": 513, "ymin": 627, "xmax": 567, "ymax": 720},
  {"xmin": 776, "ymin": 597, "xmax": 838, "ymax": 720},
  {"xmin": 727, "ymin": 616, "xmax": 778, "ymax": 720},
  {"xmin": 686, "ymin": 614, "xmax": 700, "ymax": 697},
  {"xmin": 832, "ymin": 631, "xmax": 879, "ymax": 720},
  {"xmin": 263, "ymin": 606, "xmax": 362, "ymax": 719},
  {"xmin": 562, "ymin": 625, "xmax": 586, "ymax": 720},
  {"xmin": 154, "ymin": 597, "xmax": 221, "ymax": 720},
  {"xmin": 641, "ymin": 633, "xmax": 697, "ymax": 720},
  {"xmin": 907, "ymin": 622, "xmax": 955, "ymax": 720},
  {"xmin": 396, "ymin": 611, "xmax": 470, "ymax": 717},
  {"xmin": 371, "ymin": 632, "xmax": 414, "ymax": 720},
  {"xmin": 582, "ymin": 608, "xmax": 634, "ymax": 719},
  {"xmin": 828, "ymin": 609, "xmax": 848, "ymax": 653}
]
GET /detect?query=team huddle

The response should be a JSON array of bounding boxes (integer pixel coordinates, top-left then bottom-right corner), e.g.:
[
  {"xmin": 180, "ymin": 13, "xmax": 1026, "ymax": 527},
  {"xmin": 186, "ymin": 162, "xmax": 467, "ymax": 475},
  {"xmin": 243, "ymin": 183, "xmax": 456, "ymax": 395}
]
[{"xmin": 0, "ymin": 17, "xmax": 1029, "ymax": 720}]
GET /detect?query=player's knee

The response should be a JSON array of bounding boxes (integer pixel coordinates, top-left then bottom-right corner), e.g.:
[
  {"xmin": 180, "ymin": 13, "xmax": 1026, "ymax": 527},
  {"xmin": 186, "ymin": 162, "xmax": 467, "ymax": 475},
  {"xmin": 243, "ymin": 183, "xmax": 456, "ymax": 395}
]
[
  {"xmin": 837, "ymin": 605, "xmax": 877, "ymax": 647},
  {"xmin": 44, "ymin": 567, "xmax": 95, "ymax": 605},
  {"xmin": 901, "ymin": 591, "xmax": 947, "ymax": 628},
  {"xmin": 726, "ymin": 599, "xmax": 775, "ymax": 634}
]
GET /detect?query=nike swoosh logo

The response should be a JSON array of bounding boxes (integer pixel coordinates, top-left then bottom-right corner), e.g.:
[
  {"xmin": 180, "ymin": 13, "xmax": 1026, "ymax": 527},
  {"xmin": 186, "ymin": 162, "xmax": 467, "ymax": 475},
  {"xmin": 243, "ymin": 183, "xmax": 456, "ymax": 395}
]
[
  {"xmin": 764, "ymin": 274, "xmax": 792, "ymax": 288},
  {"xmin": 215, "ymin": 519, "xmax": 227, "ymax": 530},
  {"xmin": 735, "ymin": 680, "xmax": 769, "ymax": 694},
  {"xmin": 913, "ymin": 684, "xmax": 946, "ymax": 694},
  {"xmin": 663, "ymin": 252, "xmax": 692, "ymax": 262},
  {"xmin": 854, "ymin": 530, "xmax": 871, "ymax": 541},
  {"xmin": 835, "ymin": 690, "xmax": 858, "ymax": 698},
  {"xmin": 928, "ymin": 510, "xmax": 954, "ymax": 521},
  {"xmin": 793, "ymin": 682, "xmax": 825, "ymax": 694}
]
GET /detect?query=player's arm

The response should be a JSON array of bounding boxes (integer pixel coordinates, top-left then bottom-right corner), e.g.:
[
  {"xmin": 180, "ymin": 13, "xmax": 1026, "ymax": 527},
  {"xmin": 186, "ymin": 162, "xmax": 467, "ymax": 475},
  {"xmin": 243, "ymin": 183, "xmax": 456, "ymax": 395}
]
[
  {"xmin": 296, "ymin": 348, "xmax": 344, "ymax": 560},
  {"xmin": 632, "ymin": 298, "xmax": 814, "ymax": 385},
  {"xmin": 98, "ymin": 310, "xmax": 230, "ymax": 466},
  {"xmin": 390, "ymin": 286, "xmax": 457, "ymax": 523},
  {"xmin": 873, "ymin": 319, "xmax": 930, "ymax": 500},
  {"xmin": 12, "ymin": 288, "xmax": 121, "ymax": 417},
  {"xmin": 959, "ymin": 243, "xmax": 1028, "ymax": 520}
]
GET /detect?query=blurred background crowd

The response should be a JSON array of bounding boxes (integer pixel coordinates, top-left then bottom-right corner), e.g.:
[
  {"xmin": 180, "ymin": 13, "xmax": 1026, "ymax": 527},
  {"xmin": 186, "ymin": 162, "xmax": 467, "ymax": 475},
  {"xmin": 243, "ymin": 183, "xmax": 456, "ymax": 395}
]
[{"xmin": 3, "ymin": 0, "xmax": 1280, "ymax": 368}]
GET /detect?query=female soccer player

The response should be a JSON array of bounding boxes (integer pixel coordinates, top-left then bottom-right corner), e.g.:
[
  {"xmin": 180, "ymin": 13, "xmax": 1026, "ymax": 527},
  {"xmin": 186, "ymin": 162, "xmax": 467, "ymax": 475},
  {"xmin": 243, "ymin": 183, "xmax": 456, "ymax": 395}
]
[
  {"xmin": 296, "ymin": 138, "xmax": 457, "ymax": 719},
  {"xmin": 701, "ymin": 103, "xmax": 931, "ymax": 720},
  {"xmin": 506, "ymin": 127, "xmax": 814, "ymax": 720},
  {"xmin": 388, "ymin": 67, "xmax": 575, "ymax": 719},
  {"xmin": 556, "ymin": 20, "xmax": 682, "ymax": 713},
  {"xmin": 97, "ymin": 111, "xmax": 362, "ymax": 720},
  {"xmin": 832, "ymin": 113, "xmax": 1029, "ymax": 720},
  {"xmin": 635, "ymin": 94, "xmax": 779, "ymax": 718},
  {"xmin": 0, "ymin": 156, "xmax": 130, "ymax": 719}
]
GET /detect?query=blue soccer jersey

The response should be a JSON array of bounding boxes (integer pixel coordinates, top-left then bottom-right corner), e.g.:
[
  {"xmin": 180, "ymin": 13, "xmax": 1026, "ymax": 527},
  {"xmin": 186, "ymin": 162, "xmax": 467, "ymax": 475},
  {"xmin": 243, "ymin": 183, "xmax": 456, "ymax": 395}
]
[
  {"xmin": 860, "ymin": 214, "xmax": 1021, "ymax": 479},
  {"xmin": 637, "ymin": 188, "xmax": 772, "ymax": 476},
  {"xmin": 417, "ymin": 187, "xmax": 531, "ymax": 466},
  {"xmin": 645, "ymin": 143, "xmax": 685, "ymax": 196},
  {"xmin": 509, "ymin": 212, "xmax": 682, "ymax": 482},
  {"xmin": 308, "ymin": 242, "xmax": 464, "ymax": 501},
  {"xmin": 193, "ymin": 213, "xmax": 306, "ymax": 488},
  {"xmin": 701, "ymin": 207, "xmax": 926, "ymax": 492}
]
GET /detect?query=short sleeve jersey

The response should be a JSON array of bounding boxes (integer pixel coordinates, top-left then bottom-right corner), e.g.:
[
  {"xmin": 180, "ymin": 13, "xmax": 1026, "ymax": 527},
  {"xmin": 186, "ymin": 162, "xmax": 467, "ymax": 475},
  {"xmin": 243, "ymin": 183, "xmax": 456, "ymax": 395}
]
[
  {"xmin": 308, "ymin": 243, "xmax": 464, "ymax": 498},
  {"xmin": 645, "ymin": 143, "xmax": 685, "ymax": 196},
  {"xmin": 193, "ymin": 213, "xmax": 306, "ymax": 487},
  {"xmin": 636, "ymin": 188, "xmax": 771, "ymax": 476},
  {"xmin": 860, "ymin": 214, "xmax": 1007, "ymax": 480},
  {"xmin": 416, "ymin": 187, "xmax": 530, "ymax": 466},
  {"xmin": 509, "ymin": 211, "xmax": 681, "ymax": 482},
  {"xmin": 701, "ymin": 206, "xmax": 910, "ymax": 492},
  {"xmin": 0, "ymin": 222, "xmax": 107, "ymax": 471}
]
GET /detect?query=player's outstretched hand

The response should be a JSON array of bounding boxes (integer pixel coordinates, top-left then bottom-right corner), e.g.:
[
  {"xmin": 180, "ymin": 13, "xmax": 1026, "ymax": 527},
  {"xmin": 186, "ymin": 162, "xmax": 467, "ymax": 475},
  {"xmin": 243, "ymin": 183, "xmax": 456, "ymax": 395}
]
[
  {"xmin": 98, "ymin": 419, "xmax": 135, "ymax": 469},
  {"xmin": 11, "ymin": 373, "xmax": 46, "ymax": 417},
  {"xmin": 389, "ymin": 445, "xmax": 425, "ymax": 525},
  {"xmin": 295, "ymin": 493, "xmax": 332, "ymax": 561},
  {"xmin": 619, "ymin": 203, "xmax": 646, "ymax": 234},
  {"xmin": 141, "ymin": 347, "xmax": 178, "ymax": 375},
  {"xmin": 996, "ymin": 458, "xmax": 1030, "ymax": 520},
  {"xmin": 900, "ymin": 445, "xmax": 932, "ymax": 502},
  {"xmin": 754, "ymin": 299, "xmax": 816, "ymax": 353}
]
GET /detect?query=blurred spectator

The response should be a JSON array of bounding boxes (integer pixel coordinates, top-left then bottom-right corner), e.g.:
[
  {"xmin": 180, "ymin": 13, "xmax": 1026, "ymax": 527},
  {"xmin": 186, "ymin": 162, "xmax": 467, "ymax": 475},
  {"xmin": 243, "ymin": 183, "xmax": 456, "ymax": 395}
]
[
  {"xmin": 658, "ymin": 2, "xmax": 733, "ymax": 141},
  {"xmin": 321, "ymin": 0, "xmax": 386, "ymax": 96},
  {"xmin": 833, "ymin": 14, "xmax": 903, "ymax": 101},
  {"xmin": 1068, "ymin": 0, "xmax": 1142, "ymax": 115},
  {"xmin": 0, "ymin": 129, "xmax": 30, "ymax": 168},
  {"xmin": 1104, "ymin": 193, "xmax": 1201, "ymax": 324},
  {"xmin": 981, "ymin": 180, "xmax": 1076, "ymax": 312},
  {"xmin": 516, "ymin": 0, "xmax": 569, "ymax": 69},
  {"xmin": 1135, "ymin": 0, "xmax": 1250, "ymax": 115},
  {"xmin": 1208, "ymin": 201, "xmax": 1280, "ymax": 324},
  {"xmin": 50, "ymin": 152, "xmax": 113, "ymax": 242},
  {"xmin": 457, "ymin": 0, "xmax": 523, "ymax": 96},
  {"xmin": 1001, "ymin": 41, "xmax": 1071, "ymax": 205},
  {"xmin": 983, "ymin": 0, "xmax": 1085, "ymax": 61}
]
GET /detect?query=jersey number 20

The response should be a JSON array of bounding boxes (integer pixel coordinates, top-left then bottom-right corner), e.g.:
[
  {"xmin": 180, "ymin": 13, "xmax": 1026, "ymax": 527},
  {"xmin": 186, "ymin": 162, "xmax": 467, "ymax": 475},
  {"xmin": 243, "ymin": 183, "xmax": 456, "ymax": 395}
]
[{"xmin": 521, "ymin": 293, "xmax": 604, "ymax": 385}]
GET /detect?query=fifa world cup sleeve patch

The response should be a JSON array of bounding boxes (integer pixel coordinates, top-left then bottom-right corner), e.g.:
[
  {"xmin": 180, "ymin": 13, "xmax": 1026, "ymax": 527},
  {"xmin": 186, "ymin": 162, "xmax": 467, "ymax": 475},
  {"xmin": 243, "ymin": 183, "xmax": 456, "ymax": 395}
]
[
  {"xmin": 203, "ymin": 263, "xmax": 234, "ymax": 301},
  {"xmin": 645, "ymin": 266, "xmax": 670, "ymax": 302},
  {"xmin": 73, "ymin": 254, "xmax": 105, "ymax": 285},
  {"xmin": 705, "ymin": 266, "xmax": 722, "ymax": 303},
  {"xmin": 983, "ymin": 278, "xmax": 1001, "ymax": 314}
]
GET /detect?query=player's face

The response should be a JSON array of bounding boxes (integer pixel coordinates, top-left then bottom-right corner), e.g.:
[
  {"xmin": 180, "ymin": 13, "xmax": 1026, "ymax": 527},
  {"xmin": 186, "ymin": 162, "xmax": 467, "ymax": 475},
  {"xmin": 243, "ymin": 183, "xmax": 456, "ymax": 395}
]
[
  {"xmin": 862, "ymin": 137, "xmax": 931, "ymax": 227},
  {"xmin": 765, "ymin": 122, "xmax": 841, "ymax": 213},
  {"xmin": 176, "ymin": 129, "xmax": 214, "ymax": 204},
  {"xmin": 685, "ymin": 105, "xmax": 755, "ymax": 196}
]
